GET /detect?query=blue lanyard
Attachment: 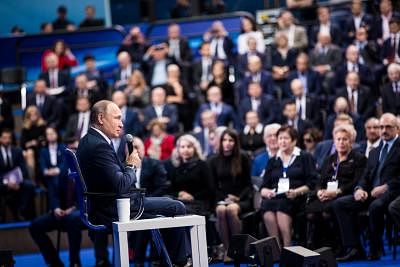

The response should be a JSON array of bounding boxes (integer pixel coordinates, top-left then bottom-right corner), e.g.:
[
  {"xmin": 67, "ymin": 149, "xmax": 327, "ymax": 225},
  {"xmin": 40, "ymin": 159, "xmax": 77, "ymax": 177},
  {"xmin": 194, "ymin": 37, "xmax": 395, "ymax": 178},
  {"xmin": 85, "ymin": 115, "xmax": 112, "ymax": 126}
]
[
  {"xmin": 332, "ymin": 157, "xmax": 340, "ymax": 181},
  {"xmin": 282, "ymin": 166, "xmax": 288, "ymax": 178}
]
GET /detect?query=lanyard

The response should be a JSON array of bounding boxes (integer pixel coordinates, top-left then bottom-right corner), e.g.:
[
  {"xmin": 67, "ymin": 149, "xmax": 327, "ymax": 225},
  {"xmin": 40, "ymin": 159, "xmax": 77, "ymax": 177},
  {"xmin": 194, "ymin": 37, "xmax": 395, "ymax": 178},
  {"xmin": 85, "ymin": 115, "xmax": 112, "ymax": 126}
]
[
  {"xmin": 332, "ymin": 157, "xmax": 340, "ymax": 181},
  {"xmin": 282, "ymin": 166, "xmax": 288, "ymax": 178}
]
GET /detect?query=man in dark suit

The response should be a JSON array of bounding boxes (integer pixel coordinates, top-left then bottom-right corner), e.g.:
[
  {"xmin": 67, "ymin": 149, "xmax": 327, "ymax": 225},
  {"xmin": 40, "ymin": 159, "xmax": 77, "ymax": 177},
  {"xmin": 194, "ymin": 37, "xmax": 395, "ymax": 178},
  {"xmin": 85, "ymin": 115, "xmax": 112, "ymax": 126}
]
[
  {"xmin": 335, "ymin": 71, "xmax": 376, "ymax": 120},
  {"xmin": 238, "ymin": 82, "xmax": 276, "ymax": 127},
  {"xmin": 373, "ymin": 0, "xmax": 400, "ymax": 45},
  {"xmin": 27, "ymin": 79, "xmax": 61, "ymax": 129},
  {"xmin": 333, "ymin": 113, "xmax": 400, "ymax": 261},
  {"xmin": 143, "ymin": 87, "xmax": 179, "ymax": 134},
  {"xmin": 335, "ymin": 45, "xmax": 375, "ymax": 89},
  {"xmin": 64, "ymin": 96, "xmax": 91, "ymax": 143},
  {"xmin": 82, "ymin": 54, "xmax": 108, "ymax": 100},
  {"xmin": 290, "ymin": 78, "xmax": 321, "ymax": 129},
  {"xmin": 344, "ymin": 0, "xmax": 374, "ymax": 44},
  {"xmin": 79, "ymin": 5, "xmax": 104, "ymax": 28},
  {"xmin": 193, "ymin": 86, "xmax": 239, "ymax": 131},
  {"xmin": 142, "ymin": 43, "xmax": 173, "ymax": 87},
  {"xmin": 193, "ymin": 110, "xmax": 217, "ymax": 158},
  {"xmin": 310, "ymin": 7, "xmax": 342, "ymax": 47},
  {"xmin": 76, "ymin": 100, "xmax": 189, "ymax": 266},
  {"xmin": 382, "ymin": 63, "xmax": 400, "ymax": 115},
  {"xmin": 381, "ymin": 18, "xmax": 400, "ymax": 65},
  {"xmin": 286, "ymin": 53, "xmax": 323, "ymax": 98},
  {"xmin": 39, "ymin": 53, "xmax": 70, "ymax": 96},
  {"xmin": 69, "ymin": 74, "xmax": 104, "ymax": 113},
  {"xmin": 280, "ymin": 99, "xmax": 313, "ymax": 138},
  {"xmin": 237, "ymin": 37, "xmax": 267, "ymax": 78},
  {"xmin": 0, "ymin": 129, "xmax": 35, "ymax": 221},
  {"xmin": 206, "ymin": 21, "xmax": 234, "ymax": 63},
  {"xmin": 238, "ymin": 55, "xmax": 275, "ymax": 100},
  {"xmin": 30, "ymin": 127, "xmax": 83, "ymax": 267},
  {"xmin": 357, "ymin": 117, "xmax": 381, "ymax": 158},
  {"xmin": 192, "ymin": 42, "xmax": 213, "ymax": 94},
  {"xmin": 112, "ymin": 91, "xmax": 143, "ymax": 137},
  {"xmin": 113, "ymin": 51, "xmax": 136, "ymax": 91}
]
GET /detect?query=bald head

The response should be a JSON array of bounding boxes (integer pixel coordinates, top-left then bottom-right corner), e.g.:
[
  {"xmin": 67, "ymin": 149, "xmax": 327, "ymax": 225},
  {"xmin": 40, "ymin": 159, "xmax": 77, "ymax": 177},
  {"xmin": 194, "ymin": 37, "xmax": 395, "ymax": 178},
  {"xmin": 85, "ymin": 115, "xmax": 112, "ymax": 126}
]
[
  {"xmin": 248, "ymin": 55, "xmax": 262, "ymax": 73},
  {"xmin": 117, "ymin": 51, "xmax": 131, "ymax": 69},
  {"xmin": 346, "ymin": 45, "xmax": 359, "ymax": 63},
  {"xmin": 290, "ymin": 79, "xmax": 304, "ymax": 97}
]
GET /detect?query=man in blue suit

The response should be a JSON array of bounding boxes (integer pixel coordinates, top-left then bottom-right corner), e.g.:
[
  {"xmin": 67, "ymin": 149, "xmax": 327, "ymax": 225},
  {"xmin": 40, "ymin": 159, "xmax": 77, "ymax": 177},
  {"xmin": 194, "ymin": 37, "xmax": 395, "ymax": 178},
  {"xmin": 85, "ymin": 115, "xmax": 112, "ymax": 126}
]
[
  {"xmin": 76, "ymin": 100, "xmax": 189, "ymax": 266},
  {"xmin": 112, "ymin": 91, "xmax": 143, "ymax": 137},
  {"xmin": 30, "ymin": 127, "xmax": 83, "ymax": 267}
]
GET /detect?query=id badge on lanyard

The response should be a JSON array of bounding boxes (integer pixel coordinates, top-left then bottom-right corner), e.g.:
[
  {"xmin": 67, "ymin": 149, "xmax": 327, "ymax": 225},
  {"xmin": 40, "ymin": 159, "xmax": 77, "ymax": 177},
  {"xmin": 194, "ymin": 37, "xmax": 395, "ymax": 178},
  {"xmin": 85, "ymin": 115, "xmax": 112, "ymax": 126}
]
[
  {"xmin": 277, "ymin": 167, "xmax": 290, "ymax": 194},
  {"xmin": 327, "ymin": 158, "xmax": 339, "ymax": 192}
]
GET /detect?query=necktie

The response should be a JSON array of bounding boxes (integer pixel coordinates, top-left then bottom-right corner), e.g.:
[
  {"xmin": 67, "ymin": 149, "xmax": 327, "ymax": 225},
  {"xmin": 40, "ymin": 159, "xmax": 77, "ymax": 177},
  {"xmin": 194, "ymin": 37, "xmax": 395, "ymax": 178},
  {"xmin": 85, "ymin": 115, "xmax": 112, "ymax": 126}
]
[
  {"xmin": 375, "ymin": 143, "xmax": 389, "ymax": 187},
  {"xmin": 350, "ymin": 91, "xmax": 356, "ymax": 113},
  {"xmin": 214, "ymin": 40, "xmax": 220, "ymax": 59},
  {"xmin": 297, "ymin": 98, "xmax": 303, "ymax": 119},
  {"xmin": 76, "ymin": 114, "xmax": 85, "ymax": 139},
  {"xmin": 379, "ymin": 143, "xmax": 389, "ymax": 162},
  {"xmin": 50, "ymin": 71, "xmax": 55, "ymax": 88}
]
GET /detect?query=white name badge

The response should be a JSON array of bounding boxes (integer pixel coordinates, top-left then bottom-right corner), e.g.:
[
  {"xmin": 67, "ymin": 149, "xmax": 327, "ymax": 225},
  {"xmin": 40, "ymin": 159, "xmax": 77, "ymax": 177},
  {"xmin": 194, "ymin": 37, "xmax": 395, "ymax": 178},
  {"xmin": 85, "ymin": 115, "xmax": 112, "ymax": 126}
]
[
  {"xmin": 326, "ymin": 181, "xmax": 339, "ymax": 192},
  {"xmin": 277, "ymin": 178, "xmax": 290, "ymax": 194}
]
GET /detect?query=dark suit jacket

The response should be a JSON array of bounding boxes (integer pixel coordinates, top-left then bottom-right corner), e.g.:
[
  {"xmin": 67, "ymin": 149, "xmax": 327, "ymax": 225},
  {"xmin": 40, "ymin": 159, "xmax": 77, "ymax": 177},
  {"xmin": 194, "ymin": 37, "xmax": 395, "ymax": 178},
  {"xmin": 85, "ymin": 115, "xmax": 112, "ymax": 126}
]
[
  {"xmin": 39, "ymin": 144, "xmax": 69, "ymax": 210},
  {"xmin": 324, "ymin": 113, "xmax": 365, "ymax": 142},
  {"xmin": 0, "ymin": 98, "xmax": 14, "ymax": 131},
  {"xmin": 314, "ymin": 139, "xmax": 334, "ymax": 170},
  {"xmin": 64, "ymin": 113, "xmax": 90, "ymax": 142},
  {"xmin": 335, "ymin": 86, "xmax": 376, "ymax": 119},
  {"xmin": 382, "ymin": 82, "xmax": 400, "ymax": 115},
  {"xmin": 310, "ymin": 22, "xmax": 342, "ymax": 47},
  {"xmin": 344, "ymin": 13, "xmax": 374, "ymax": 43},
  {"xmin": 165, "ymin": 38, "xmax": 193, "ymax": 64},
  {"xmin": 142, "ymin": 58, "xmax": 174, "ymax": 86},
  {"xmin": 194, "ymin": 102, "xmax": 239, "ymax": 130},
  {"xmin": 357, "ymin": 138, "xmax": 400, "ymax": 195},
  {"xmin": 209, "ymin": 36, "xmax": 234, "ymax": 62},
  {"xmin": 143, "ymin": 104, "xmax": 179, "ymax": 134},
  {"xmin": 381, "ymin": 36, "xmax": 400, "ymax": 62},
  {"xmin": 372, "ymin": 12, "xmax": 400, "ymax": 40},
  {"xmin": 237, "ymin": 52, "xmax": 267, "ymax": 77},
  {"xmin": 239, "ymin": 71, "xmax": 275, "ymax": 100},
  {"xmin": 0, "ymin": 146, "xmax": 29, "ymax": 181},
  {"xmin": 27, "ymin": 93, "xmax": 60, "ymax": 127},
  {"xmin": 192, "ymin": 57, "xmax": 213, "ymax": 86},
  {"xmin": 335, "ymin": 62, "xmax": 375, "ymax": 88},
  {"xmin": 309, "ymin": 45, "xmax": 342, "ymax": 71},
  {"xmin": 290, "ymin": 95, "xmax": 322, "ymax": 128},
  {"xmin": 123, "ymin": 107, "xmax": 144, "ymax": 137},
  {"xmin": 76, "ymin": 128, "xmax": 137, "ymax": 225},
  {"xmin": 140, "ymin": 157, "xmax": 169, "ymax": 197},
  {"xmin": 112, "ymin": 64, "xmax": 137, "ymax": 90},
  {"xmin": 286, "ymin": 69, "xmax": 322, "ymax": 97},
  {"xmin": 238, "ymin": 95, "xmax": 276, "ymax": 126},
  {"xmin": 355, "ymin": 40, "xmax": 382, "ymax": 67},
  {"xmin": 39, "ymin": 69, "xmax": 70, "ymax": 89}
]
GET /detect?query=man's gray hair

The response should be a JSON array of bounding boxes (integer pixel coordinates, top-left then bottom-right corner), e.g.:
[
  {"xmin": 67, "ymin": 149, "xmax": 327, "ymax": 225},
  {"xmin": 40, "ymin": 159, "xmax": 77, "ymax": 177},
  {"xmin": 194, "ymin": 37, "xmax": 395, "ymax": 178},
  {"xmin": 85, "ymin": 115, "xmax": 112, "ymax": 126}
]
[{"xmin": 90, "ymin": 100, "xmax": 113, "ymax": 126}]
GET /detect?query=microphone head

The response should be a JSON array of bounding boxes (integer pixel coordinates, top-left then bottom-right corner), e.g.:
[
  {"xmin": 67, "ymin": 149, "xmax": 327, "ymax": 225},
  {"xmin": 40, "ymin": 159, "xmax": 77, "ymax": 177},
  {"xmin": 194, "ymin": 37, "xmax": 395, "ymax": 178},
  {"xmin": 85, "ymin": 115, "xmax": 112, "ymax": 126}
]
[{"xmin": 126, "ymin": 134, "xmax": 134, "ymax": 142}]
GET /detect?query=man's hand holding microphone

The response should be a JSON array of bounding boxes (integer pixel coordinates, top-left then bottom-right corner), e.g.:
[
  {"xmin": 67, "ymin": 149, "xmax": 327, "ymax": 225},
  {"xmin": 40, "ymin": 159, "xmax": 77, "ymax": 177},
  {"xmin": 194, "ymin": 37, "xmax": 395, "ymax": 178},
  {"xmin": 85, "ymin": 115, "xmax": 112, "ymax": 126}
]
[{"xmin": 125, "ymin": 134, "xmax": 141, "ymax": 169}]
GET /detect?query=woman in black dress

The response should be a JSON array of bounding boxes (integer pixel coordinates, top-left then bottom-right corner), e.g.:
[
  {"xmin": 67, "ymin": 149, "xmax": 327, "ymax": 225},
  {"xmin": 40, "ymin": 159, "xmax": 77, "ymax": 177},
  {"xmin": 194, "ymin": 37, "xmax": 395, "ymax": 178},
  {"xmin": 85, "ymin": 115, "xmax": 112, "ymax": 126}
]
[
  {"xmin": 208, "ymin": 129, "xmax": 252, "ymax": 261},
  {"xmin": 208, "ymin": 60, "xmax": 235, "ymax": 107},
  {"xmin": 305, "ymin": 124, "xmax": 366, "ymax": 248},
  {"xmin": 260, "ymin": 125, "xmax": 317, "ymax": 246},
  {"xmin": 167, "ymin": 134, "xmax": 214, "ymax": 215}
]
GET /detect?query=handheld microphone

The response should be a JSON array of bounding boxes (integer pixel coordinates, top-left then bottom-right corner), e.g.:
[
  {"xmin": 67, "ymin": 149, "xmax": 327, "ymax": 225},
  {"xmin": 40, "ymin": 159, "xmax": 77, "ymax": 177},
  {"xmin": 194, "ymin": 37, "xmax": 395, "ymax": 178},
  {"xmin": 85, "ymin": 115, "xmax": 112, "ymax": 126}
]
[{"xmin": 126, "ymin": 134, "xmax": 134, "ymax": 155}]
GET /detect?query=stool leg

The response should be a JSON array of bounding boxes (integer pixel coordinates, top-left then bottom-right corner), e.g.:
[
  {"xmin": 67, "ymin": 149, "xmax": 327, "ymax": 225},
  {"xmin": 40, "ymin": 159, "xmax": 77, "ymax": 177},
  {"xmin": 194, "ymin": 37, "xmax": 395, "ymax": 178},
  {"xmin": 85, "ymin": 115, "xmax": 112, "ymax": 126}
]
[
  {"xmin": 151, "ymin": 229, "xmax": 173, "ymax": 267},
  {"xmin": 56, "ymin": 230, "xmax": 61, "ymax": 252}
]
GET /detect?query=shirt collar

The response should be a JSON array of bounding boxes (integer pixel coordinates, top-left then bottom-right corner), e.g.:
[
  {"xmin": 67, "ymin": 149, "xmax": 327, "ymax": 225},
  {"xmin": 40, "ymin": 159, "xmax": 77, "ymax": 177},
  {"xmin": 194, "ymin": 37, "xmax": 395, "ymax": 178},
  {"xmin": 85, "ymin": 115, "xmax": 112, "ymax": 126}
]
[
  {"xmin": 276, "ymin": 146, "xmax": 301, "ymax": 161},
  {"xmin": 91, "ymin": 126, "xmax": 112, "ymax": 145},
  {"xmin": 243, "ymin": 123, "xmax": 264, "ymax": 134}
]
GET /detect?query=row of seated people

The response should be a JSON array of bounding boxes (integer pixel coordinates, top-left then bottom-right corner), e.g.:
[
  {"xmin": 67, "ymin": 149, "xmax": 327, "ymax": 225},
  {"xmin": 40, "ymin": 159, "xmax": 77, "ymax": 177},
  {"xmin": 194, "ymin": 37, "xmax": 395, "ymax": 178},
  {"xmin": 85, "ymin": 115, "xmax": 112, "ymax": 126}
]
[{"xmin": 2, "ymin": 109, "xmax": 400, "ymax": 265}]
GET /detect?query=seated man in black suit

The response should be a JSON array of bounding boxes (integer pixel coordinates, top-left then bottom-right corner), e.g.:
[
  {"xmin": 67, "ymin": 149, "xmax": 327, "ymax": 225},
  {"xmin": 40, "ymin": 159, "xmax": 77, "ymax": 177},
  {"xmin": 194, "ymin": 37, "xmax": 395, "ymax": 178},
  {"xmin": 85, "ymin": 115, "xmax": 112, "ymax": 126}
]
[
  {"xmin": 27, "ymin": 79, "xmax": 61, "ymax": 129},
  {"xmin": 0, "ymin": 129, "xmax": 35, "ymax": 221},
  {"xmin": 142, "ymin": 43, "xmax": 173, "ymax": 87},
  {"xmin": 76, "ymin": 100, "xmax": 189, "ymax": 266},
  {"xmin": 143, "ymin": 87, "xmax": 179, "ymax": 134},
  {"xmin": 113, "ymin": 51, "xmax": 135, "ymax": 91},
  {"xmin": 193, "ymin": 109, "xmax": 217, "ymax": 158},
  {"xmin": 333, "ymin": 113, "xmax": 400, "ymax": 261},
  {"xmin": 237, "ymin": 37, "xmax": 267, "ymax": 78},
  {"xmin": 69, "ymin": 74, "xmax": 103, "ymax": 114},
  {"xmin": 64, "ymin": 96, "xmax": 91, "ymax": 143},
  {"xmin": 79, "ymin": 5, "xmax": 104, "ymax": 28},
  {"xmin": 381, "ymin": 18, "xmax": 400, "ymax": 66},
  {"xmin": 280, "ymin": 99, "xmax": 313, "ymax": 138},
  {"xmin": 382, "ymin": 63, "xmax": 400, "ymax": 115},
  {"xmin": 82, "ymin": 54, "xmax": 108, "ymax": 100},
  {"xmin": 111, "ymin": 91, "xmax": 143, "ymax": 137},
  {"xmin": 357, "ymin": 117, "xmax": 381, "ymax": 158},
  {"xmin": 30, "ymin": 127, "xmax": 83, "ymax": 267},
  {"xmin": 238, "ymin": 81, "xmax": 276, "ymax": 127},
  {"xmin": 39, "ymin": 53, "xmax": 70, "ymax": 97},
  {"xmin": 310, "ymin": 6, "xmax": 342, "ymax": 47},
  {"xmin": 344, "ymin": 0, "xmax": 373, "ymax": 45},
  {"xmin": 335, "ymin": 71, "xmax": 376, "ymax": 120}
]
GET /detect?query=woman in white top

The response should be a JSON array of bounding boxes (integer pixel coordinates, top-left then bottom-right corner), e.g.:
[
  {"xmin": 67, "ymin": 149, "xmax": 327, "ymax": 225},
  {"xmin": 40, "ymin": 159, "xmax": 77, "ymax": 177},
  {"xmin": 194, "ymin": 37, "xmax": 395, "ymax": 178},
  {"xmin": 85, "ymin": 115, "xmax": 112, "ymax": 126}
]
[{"xmin": 237, "ymin": 16, "xmax": 265, "ymax": 55}]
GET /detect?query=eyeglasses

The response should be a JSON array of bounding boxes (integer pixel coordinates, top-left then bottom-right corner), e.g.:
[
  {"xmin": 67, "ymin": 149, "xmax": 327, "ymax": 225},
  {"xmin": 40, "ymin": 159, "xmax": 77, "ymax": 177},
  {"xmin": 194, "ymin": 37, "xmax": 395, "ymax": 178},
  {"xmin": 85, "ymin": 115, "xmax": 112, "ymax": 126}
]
[
  {"xmin": 304, "ymin": 138, "xmax": 314, "ymax": 143},
  {"xmin": 379, "ymin": 125, "xmax": 396, "ymax": 130}
]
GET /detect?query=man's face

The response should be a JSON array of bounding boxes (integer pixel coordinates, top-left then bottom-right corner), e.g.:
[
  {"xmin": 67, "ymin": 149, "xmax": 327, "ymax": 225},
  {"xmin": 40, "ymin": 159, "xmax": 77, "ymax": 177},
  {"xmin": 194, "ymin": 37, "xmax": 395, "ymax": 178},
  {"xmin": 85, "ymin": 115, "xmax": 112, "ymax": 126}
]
[
  {"xmin": 346, "ymin": 73, "xmax": 360, "ymax": 89},
  {"xmin": 118, "ymin": 53, "xmax": 130, "ymax": 68},
  {"xmin": 265, "ymin": 130, "xmax": 278, "ymax": 151},
  {"xmin": 283, "ymin": 104, "xmax": 297, "ymax": 120},
  {"xmin": 346, "ymin": 47, "xmax": 359, "ymax": 63},
  {"xmin": 45, "ymin": 54, "xmax": 58, "ymax": 70},
  {"xmin": 380, "ymin": 116, "xmax": 398, "ymax": 141},
  {"xmin": 76, "ymin": 98, "xmax": 90, "ymax": 112},
  {"xmin": 356, "ymin": 28, "xmax": 367, "ymax": 41},
  {"xmin": 389, "ymin": 22, "xmax": 400, "ymax": 34},
  {"xmin": 248, "ymin": 83, "xmax": 262, "ymax": 97},
  {"xmin": 46, "ymin": 128, "xmax": 58, "ymax": 143},
  {"xmin": 99, "ymin": 103, "xmax": 123, "ymax": 139},
  {"xmin": 151, "ymin": 88, "xmax": 166, "ymax": 105},
  {"xmin": 296, "ymin": 57, "xmax": 308, "ymax": 72},
  {"xmin": 168, "ymin": 25, "xmax": 180, "ymax": 39},
  {"xmin": 86, "ymin": 7, "xmax": 95, "ymax": 18},
  {"xmin": 75, "ymin": 75, "xmax": 88, "ymax": 90},
  {"xmin": 248, "ymin": 58, "xmax": 261, "ymax": 73},
  {"xmin": 200, "ymin": 43, "xmax": 211, "ymax": 57},
  {"xmin": 112, "ymin": 92, "xmax": 127, "ymax": 108},
  {"xmin": 35, "ymin": 80, "xmax": 47, "ymax": 94},
  {"xmin": 245, "ymin": 112, "xmax": 259, "ymax": 128},
  {"xmin": 207, "ymin": 88, "xmax": 222, "ymax": 103},
  {"xmin": 85, "ymin": 59, "xmax": 96, "ymax": 71},
  {"xmin": 0, "ymin": 132, "xmax": 12, "ymax": 146},
  {"xmin": 318, "ymin": 8, "xmax": 329, "ymax": 24},
  {"xmin": 365, "ymin": 120, "xmax": 380, "ymax": 142},
  {"xmin": 388, "ymin": 68, "xmax": 400, "ymax": 81},
  {"xmin": 201, "ymin": 112, "xmax": 216, "ymax": 129}
]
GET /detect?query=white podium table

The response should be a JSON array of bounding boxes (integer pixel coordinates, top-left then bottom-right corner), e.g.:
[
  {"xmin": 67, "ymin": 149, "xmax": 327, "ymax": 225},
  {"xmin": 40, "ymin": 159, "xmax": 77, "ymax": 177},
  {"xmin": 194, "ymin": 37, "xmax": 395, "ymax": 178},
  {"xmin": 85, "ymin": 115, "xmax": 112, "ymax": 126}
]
[{"xmin": 112, "ymin": 215, "xmax": 208, "ymax": 266}]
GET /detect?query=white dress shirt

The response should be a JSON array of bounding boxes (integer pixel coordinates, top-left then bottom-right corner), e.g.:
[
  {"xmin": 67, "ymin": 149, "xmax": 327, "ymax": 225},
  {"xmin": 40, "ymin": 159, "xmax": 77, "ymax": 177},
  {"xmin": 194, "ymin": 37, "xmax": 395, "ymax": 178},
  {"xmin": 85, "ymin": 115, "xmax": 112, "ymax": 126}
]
[{"xmin": 48, "ymin": 143, "xmax": 58, "ymax": 166}]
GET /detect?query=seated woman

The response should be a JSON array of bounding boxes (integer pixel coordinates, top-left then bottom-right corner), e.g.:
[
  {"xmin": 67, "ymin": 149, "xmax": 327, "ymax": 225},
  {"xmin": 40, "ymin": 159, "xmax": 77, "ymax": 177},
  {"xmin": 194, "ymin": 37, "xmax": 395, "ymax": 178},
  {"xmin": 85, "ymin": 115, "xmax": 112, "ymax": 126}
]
[
  {"xmin": 237, "ymin": 16, "xmax": 265, "ymax": 55},
  {"xmin": 208, "ymin": 129, "xmax": 252, "ymax": 262},
  {"xmin": 20, "ymin": 105, "xmax": 47, "ymax": 183},
  {"xmin": 41, "ymin": 39, "xmax": 78, "ymax": 71},
  {"xmin": 260, "ymin": 125, "xmax": 317, "ymax": 247},
  {"xmin": 305, "ymin": 124, "xmax": 366, "ymax": 249},
  {"xmin": 301, "ymin": 127, "xmax": 323, "ymax": 159},
  {"xmin": 144, "ymin": 119, "xmax": 175, "ymax": 161},
  {"xmin": 124, "ymin": 69, "xmax": 150, "ymax": 109},
  {"xmin": 208, "ymin": 60, "xmax": 235, "ymax": 107},
  {"xmin": 167, "ymin": 134, "xmax": 214, "ymax": 216}
]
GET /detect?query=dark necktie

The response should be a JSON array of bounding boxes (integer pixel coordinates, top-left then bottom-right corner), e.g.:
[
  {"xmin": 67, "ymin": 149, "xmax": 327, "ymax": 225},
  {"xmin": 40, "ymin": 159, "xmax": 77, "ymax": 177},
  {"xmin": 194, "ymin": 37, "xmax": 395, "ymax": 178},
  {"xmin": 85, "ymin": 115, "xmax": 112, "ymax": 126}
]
[
  {"xmin": 297, "ymin": 98, "xmax": 303, "ymax": 119},
  {"xmin": 350, "ymin": 90, "xmax": 356, "ymax": 113},
  {"xmin": 375, "ymin": 143, "xmax": 389, "ymax": 187},
  {"xmin": 75, "ymin": 114, "xmax": 85, "ymax": 139}
]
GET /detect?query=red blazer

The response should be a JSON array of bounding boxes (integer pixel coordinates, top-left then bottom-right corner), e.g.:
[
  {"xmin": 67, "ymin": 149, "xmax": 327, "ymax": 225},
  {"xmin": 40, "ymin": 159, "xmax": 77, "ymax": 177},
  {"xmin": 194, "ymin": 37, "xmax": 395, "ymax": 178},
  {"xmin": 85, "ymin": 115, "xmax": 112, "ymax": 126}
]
[
  {"xmin": 144, "ymin": 134, "xmax": 175, "ymax": 160},
  {"xmin": 41, "ymin": 49, "xmax": 78, "ymax": 72}
]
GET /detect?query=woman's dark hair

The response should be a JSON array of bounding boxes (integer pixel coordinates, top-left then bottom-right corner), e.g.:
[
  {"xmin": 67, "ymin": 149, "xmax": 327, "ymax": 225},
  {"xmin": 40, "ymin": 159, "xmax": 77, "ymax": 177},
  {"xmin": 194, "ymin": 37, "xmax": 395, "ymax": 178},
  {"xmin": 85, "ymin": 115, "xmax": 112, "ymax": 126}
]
[
  {"xmin": 218, "ymin": 128, "xmax": 242, "ymax": 177},
  {"xmin": 240, "ymin": 16, "xmax": 257, "ymax": 33},
  {"xmin": 303, "ymin": 127, "xmax": 322, "ymax": 144},
  {"xmin": 276, "ymin": 125, "xmax": 298, "ymax": 142}
]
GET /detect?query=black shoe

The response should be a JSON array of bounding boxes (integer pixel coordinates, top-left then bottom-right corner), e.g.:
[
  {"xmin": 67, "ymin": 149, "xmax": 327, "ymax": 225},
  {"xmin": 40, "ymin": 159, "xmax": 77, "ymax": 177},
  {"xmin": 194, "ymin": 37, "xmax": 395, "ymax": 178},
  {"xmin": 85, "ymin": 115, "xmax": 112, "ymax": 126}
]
[
  {"xmin": 336, "ymin": 248, "xmax": 364, "ymax": 262},
  {"xmin": 95, "ymin": 259, "xmax": 111, "ymax": 267},
  {"xmin": 367, "ymin": 251, "xmax": 381, "ymax": 261}
]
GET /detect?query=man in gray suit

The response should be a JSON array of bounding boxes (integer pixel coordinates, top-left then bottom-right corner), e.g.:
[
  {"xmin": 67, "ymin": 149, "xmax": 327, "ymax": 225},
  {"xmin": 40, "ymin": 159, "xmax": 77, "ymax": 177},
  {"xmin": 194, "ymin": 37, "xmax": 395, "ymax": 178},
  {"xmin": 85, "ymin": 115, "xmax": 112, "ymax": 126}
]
[{"xmin": 277, "ymin": 10, "xmax": 308, "ymax": 51}]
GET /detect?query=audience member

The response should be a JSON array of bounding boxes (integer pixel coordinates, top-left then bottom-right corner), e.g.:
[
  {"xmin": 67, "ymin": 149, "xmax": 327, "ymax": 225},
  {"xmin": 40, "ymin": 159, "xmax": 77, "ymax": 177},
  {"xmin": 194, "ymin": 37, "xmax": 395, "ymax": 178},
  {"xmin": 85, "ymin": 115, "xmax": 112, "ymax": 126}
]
[
  {"xmin": 344, "ymin": 0, "xmax": 373, "ymax": 44},
  {"xmin": 301, "ymin": 127, "xmax": 322, "ymax": 156},
  {"xmin": 144, "ymin": 119, "xmax": 175, "ymax": 161},
  {"xmin": 382, "ymin": 18, "xmax": 400, "ymax": 65},
  {"xmin": 382, "ymin": 63, "xmax": 400, "ymax": 115},
  {"xmin": 79, "ymin": 5, "xmax": 104, "ymax": 28},
  {"xmin": 333, "ymin": 113, "xmax": 400, "ymax": 261},
  {"xmin": 373, "ymin": 0, "xmax": 400, "ymax": 45},
  {"xmin": 64, "ymin": 97, "xmax": 91, "ymax": 143},
  {"xmin": 170, "ymin": 0, "xmax": 191, "ymax": 19},
  {"xmin": 113, "ymin": 51, "xmax": 135, "ymax": 91},
  {"xmin": 240, "ymin": 111, "xmax": 265, "ymax": 157},
  {"xmin": 306, "ymin": 124, "xmax": 365, "ymax": 249},
  {"xmin": 143, "ymin": 43, "xmax": 172, "ymax": 87},
  {"xmin": 39, "ymin": 53, "xmax": 70, "ymax": 96},
  {"xmin": 237, "ymin": 36, "xmax": 267, "ymax": 78},
  {"xmin": 251, "ymin": 123, "xmax": 281, "ymax": 177},
  {"xmin": 69, "ymin": 74, "xmax": 103, "ymax": 113},
  {"xmin": 237, "ymin": 16, "xmax": 265, "ymax": 55},
  {"xmin": 120, "ymin": 26, "xmax": 150, "ymax": 65},
  {"xmin": 280, "ymin": 99, "xmax": 313, "ymax": 138},
  {"xmin": 41, "ymin": 40, "xmax": 78, "ymax": 72},
  {"xmin": 277, "ymin": 10, "xmax": 308, "ymax": 51},
  {"xmin": 165, "ymin": 23, "xmax": 192, "ymax": 71},
  {"xmin": 40, "ymin": 22, "xmax": 53, "ymax": 34},
  {"xmin": 357, "ymin": 117, "xmax": 381, "ymax": 158},
  {"xmin": 203, "ymin": 21, "xmax": 234, "ymax": 63},
  {"xmin": 208, "ymin": 129, "xmax": 252, "ymax": 262},
  {"xmin": 310, "ymin": 7, "xmax": 342, "ymax": 47},
  {"xmin": 208, "ymin": 60, "xmax": 235, "ymax": 107},
  {"xmin": 124, "ymin": 70, "xmax": 150, "ymax": 109},
  {"xmin": 260, "ymin": 125, "xmax": 317, "ymax": 246},
  {"xmin": 30, "ymin": 126, "xmax": 83, "ymax": 267},
  {"xmin": 82, "ymin": 54, "xmax": 108, "ymax": 99},
  {"xmin": 193, "ymin": 42, "xmax": 214, "ymax": 96},
  {"xmin": 0, "ymin": 129, "xmax": 35, "ymax": 221},
  {"xmin": 111, "ymin": 91, "xmax": 143, "ymax": 137},
  {"xmin": 52, "ymin": 5, "xmax": 75, "ymax": 31},
  {"xmin": 193, "ymin": 110, "xmax": 218, "ymax": 157}
]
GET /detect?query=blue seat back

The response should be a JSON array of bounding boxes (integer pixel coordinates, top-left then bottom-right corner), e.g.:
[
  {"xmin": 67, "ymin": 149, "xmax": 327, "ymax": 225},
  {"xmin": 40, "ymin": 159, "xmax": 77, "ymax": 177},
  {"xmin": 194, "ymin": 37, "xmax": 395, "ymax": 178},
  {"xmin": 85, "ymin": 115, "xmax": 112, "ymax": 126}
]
[{"xmin": 64, "ymin": 148, "xmax": 107, "ymax": 231}]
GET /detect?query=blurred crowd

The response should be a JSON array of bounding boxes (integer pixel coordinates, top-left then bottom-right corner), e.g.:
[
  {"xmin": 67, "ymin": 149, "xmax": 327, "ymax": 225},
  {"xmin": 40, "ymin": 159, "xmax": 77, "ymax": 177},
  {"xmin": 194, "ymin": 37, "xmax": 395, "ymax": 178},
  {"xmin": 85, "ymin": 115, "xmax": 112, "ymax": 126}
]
[{"xmin": 2, "ymin": 0, "xmax": 400, "ymax": 266}]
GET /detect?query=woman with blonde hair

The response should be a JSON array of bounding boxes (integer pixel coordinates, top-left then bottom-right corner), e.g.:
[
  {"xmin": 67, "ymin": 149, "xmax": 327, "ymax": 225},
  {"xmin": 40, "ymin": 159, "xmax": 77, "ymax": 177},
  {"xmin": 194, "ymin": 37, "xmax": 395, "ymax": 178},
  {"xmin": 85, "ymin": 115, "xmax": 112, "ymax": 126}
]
[
  {"xmin": 124, "ymin": 69, "xmax": 150, "ymax": 109},
  {"xmin": 20, "ymin": 105, "xmax": 47, "ymax": 182},
  {"xmin": 166, "ymin": 134, "xmax": 214, "ymax": 216}
]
